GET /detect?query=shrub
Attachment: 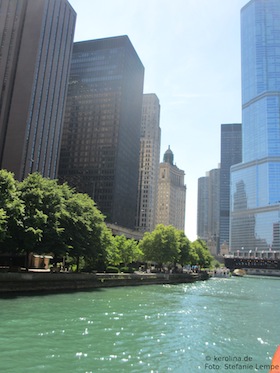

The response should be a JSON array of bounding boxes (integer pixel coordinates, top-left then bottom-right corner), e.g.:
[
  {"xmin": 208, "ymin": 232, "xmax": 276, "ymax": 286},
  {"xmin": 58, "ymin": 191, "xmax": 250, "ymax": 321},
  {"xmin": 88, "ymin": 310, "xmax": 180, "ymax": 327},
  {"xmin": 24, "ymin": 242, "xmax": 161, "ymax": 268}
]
[
  {"xmin": 120, "ymin": 266, "xmax": 135, "ymax": 273},
  {"xmin": 106, "ymin": 266, "xmax": 119, "ymax": 273}
]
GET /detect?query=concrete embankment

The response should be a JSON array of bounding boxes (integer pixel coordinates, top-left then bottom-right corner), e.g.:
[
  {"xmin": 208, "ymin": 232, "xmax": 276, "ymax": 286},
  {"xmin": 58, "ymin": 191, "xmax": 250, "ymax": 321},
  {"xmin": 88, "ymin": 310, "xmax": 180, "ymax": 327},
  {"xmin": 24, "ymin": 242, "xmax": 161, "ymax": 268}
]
[{"xmin": 0, "ymin": 271, "xmax": 209, "ymax": 295}]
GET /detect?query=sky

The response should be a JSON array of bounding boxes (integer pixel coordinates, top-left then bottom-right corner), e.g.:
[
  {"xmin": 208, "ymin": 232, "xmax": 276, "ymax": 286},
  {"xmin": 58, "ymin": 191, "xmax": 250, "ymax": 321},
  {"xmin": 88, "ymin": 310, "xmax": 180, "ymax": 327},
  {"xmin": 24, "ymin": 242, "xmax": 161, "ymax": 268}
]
[{"xmin": 68, "ymin": 0, "xmax": 249, "ymax": 241}]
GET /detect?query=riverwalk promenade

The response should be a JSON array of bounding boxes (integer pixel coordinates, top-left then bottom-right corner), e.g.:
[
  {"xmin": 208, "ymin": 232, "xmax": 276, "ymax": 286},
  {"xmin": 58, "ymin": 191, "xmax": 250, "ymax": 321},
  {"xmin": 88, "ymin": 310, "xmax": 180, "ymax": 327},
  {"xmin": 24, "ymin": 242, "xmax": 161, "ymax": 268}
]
[{"xmin": 0, "ymin": 271, "xmax": 209, "ymax": 295}]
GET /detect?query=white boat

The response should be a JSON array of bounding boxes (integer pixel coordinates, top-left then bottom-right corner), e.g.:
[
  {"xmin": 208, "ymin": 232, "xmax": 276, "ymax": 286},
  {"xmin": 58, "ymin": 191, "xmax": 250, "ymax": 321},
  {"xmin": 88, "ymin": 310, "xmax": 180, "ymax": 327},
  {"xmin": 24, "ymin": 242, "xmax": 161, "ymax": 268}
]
[{"xmin": 232, "ymin": 269, "xmax": 246, "ymax": 277}]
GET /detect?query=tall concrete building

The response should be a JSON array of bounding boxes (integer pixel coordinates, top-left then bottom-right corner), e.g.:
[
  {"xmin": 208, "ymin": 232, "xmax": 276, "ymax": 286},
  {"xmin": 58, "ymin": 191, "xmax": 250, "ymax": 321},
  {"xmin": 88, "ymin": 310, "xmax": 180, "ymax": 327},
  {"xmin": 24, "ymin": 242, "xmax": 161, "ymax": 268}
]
[
  {"xmin": 0, "ymin": 0, "xmax": 76, "ymax": 180},
  {"xmin": 219, "ymin": 123, "xmax": 242, "ymax": 252},
  {"xmin": 136, "ymin": 94, "xmax": 161, "ymax": 232},
  {"xmin": 156, "ymin": 146, "xmax": 186, "ymax": 231},
  {"xmin": 197, "ymin": 176, "xmax": 209, "ymax": 242},
  {"xmin": 197, "ymin": 167, "xmax": 220, "ymax": 255},
  {"xmin": 230, "ymin": 0, "xmax": 280, "ymax": 252},
  {"xmin": 59, "ymin": 36, "xmax": 144, "ymax": 229}
]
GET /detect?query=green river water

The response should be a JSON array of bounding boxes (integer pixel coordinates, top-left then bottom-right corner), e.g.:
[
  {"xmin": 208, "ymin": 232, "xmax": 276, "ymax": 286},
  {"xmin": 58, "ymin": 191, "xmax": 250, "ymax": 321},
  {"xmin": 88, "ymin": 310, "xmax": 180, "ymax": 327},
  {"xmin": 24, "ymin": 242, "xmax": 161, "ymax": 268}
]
[{"xmin": 1, "ymin": 276, "xmax": 279, "ymax": 373}]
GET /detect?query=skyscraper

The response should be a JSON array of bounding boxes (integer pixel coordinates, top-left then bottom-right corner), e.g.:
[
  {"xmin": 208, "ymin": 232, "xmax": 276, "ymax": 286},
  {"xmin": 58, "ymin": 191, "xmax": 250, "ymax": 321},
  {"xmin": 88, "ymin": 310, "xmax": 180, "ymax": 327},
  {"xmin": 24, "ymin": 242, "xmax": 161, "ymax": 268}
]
[
  {"xmin": 58, "ymin": 36, "xmax": 144, "ymax": 229},
  {"xmin": 230, "ymin": 0, "xmax": 280, "ymax": 252},
  {"xmin": 156, "ymin": 146, "xmax": 186, "ymax": 231},
  {"xmin": 219, "ymin": 123, "xmax": 242, "ymax": 251},
  {"xmin": 197, "ymin": 167, "xmax": 220, "ymax": 255},
  {"xmin": 208, "ymin": 168, "xmax": 220, "ymax": 253},
  {"xmin": 0, "ymin": 0, "xmax": 76, "ymax": 180},
  {"xmin": 136, "ymin": 94, "xmax": 161, "ymax": 232},
  {"xmin": 197, "ymin": 176, "xmax": 209, "ymax": 242}
]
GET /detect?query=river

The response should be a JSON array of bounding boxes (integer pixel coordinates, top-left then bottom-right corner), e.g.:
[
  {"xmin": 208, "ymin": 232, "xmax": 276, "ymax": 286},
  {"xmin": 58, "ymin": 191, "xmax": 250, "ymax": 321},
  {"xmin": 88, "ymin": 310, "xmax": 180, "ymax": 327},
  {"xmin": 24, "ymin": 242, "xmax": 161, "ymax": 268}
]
[{"xmin": 1, "ymin": 276, "xmax": 279, "ymax": 372}]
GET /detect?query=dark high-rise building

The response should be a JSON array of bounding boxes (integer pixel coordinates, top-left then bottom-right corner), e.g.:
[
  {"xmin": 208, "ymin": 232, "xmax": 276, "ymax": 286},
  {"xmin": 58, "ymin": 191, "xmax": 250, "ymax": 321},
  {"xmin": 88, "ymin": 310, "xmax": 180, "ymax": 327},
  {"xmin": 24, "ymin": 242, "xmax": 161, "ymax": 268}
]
[
  {"xmin": 0, "ymin": 0, "xmax": 76, "ymax": 180},
  {"xmin": 59, "ymin": 36, "xmax": 144, "ymax": 229},
  {"xmin": 230, "ymin": 0, "xmax": 280, "ymax": 252},
  {"xmin": 219, "ymin": 123, "xmax": 242, "ymax": 251}
]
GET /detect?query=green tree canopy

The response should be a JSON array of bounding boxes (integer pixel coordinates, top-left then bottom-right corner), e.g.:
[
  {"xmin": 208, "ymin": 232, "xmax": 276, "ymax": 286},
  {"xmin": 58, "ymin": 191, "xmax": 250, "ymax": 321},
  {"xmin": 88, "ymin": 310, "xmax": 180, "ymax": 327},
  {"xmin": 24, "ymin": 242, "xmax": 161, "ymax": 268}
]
[
  {"xmin": 0, "ymin": 171, "xmax": 215, "ymax": 273},
  {"xmin": 0, "ymin": 171, "xmax": 113, "ymax": 271},
  {"xmin": 61, "ymin": 189, "xmax": 107, "ymax": 270},
  {"xmin": 139, "ymin": 224, "xmax": 180, "ymax": 267},
  {"xmin": 191, "ymin": 239, "xmax": 213, "ymax": 267},
  {"xmin": 109, "ymin": 235, "xmax": 142, "ymax": 267},
  {"xmin": 95, "ymin": 225, "xmax": 115, "ymax": 271},
  {"xmin": 0, "ymin": 170, "xmax": 24, "ymax": 251},
  {"xmin": 17, "ymin": 173, "xmax": 66, "ymax": 256},
  {"xmin": 176, "ymin": 230, "xmax": 199, "ymax": 266},
  {"xmin": 0, "ymin": 209, "xmax": 7, "ymax": 242}
]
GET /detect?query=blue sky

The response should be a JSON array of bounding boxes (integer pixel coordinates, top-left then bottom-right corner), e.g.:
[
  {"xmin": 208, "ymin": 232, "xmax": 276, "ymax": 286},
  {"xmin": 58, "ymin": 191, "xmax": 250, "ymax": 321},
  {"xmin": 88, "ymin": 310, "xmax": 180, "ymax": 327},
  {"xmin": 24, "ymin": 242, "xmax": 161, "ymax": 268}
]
[{"xmin": 68, "ymin": 0, "xmax": 248, "ymax": 241}]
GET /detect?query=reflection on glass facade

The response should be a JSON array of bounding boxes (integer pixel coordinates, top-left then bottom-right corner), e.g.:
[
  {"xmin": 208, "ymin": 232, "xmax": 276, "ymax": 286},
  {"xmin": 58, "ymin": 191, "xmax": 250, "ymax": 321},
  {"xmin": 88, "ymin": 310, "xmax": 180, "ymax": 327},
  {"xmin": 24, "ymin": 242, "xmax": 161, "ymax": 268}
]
[
  {"xmin": 230, "ymin": 0, "xmax": 280, "ymax": 251},
  {"xmin": 197, "ymin": 168, "xmax": 220, "ymax": 255},
  {"xmin": 58, "ymin": 36, "xmax": 144, "ymax": 229},
  {"xmin": 219, "ymin": 124, "xmax": 242, "ymax": 250}
]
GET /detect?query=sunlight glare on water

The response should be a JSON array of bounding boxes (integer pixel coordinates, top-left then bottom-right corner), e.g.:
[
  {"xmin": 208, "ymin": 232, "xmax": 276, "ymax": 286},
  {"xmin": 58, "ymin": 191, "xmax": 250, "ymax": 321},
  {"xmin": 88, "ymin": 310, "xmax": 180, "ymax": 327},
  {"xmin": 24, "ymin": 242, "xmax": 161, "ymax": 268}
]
[{"xmin": 1, "ymin": 276, "xmax": 279, "ymax": 372}]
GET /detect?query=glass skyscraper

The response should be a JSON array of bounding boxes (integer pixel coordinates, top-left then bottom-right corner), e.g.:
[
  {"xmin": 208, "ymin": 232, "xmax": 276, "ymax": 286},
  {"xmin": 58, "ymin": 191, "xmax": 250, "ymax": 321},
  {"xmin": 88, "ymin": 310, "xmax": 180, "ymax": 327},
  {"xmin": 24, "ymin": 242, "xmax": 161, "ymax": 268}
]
[
  {"xmin": 230, "ymin": 0, "xmax": 280, "ymax": 252},
  {"xmin": 220, "ymin": 124, "xmax": 242, "ymax": 251}
]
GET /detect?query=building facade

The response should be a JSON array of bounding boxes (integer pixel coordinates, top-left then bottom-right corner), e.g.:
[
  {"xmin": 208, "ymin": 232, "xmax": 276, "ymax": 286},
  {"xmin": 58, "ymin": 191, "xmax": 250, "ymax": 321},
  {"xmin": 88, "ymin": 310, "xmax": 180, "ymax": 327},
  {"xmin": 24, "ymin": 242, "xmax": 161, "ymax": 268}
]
[
  {"xmin": 0, "ymin": 0, "xmax": 76, "ymax": 180},
  {"xmin": 156, "ymin": 147, "xmax": 186, "ymax": 231},
  {"xmin": 197, "ymin": 167, "xmax": 220, "ymax": 255},
  {"xmin": 136, "ymin": 94, "xmax": 161, "ymax": 232},
  {"xmin": 58, "ymin": 36, "xmax": 144, "ymax": 229},
  {"xmin": 219, "ymin": 123, "xmax": 242, "ymax": 252},
  {"xmin": 197, "ymin": 176, "xmax": 209, "ymax": 242},
  {"xmin": 230, "ymin": 0, "xmax": 280, "ymax": 252}
]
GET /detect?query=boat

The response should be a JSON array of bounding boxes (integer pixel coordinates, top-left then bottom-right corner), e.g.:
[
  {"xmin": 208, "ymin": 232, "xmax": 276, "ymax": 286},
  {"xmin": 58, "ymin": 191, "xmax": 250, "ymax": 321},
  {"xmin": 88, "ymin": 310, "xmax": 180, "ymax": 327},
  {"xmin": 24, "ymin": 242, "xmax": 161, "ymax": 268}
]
[
  {"xmin": 270, "ymin": 345, "xmax": 280, "ymax": 373},
  {"xmin": 232, "ymin": 269, "xmax": 246, "ymax": 277}
]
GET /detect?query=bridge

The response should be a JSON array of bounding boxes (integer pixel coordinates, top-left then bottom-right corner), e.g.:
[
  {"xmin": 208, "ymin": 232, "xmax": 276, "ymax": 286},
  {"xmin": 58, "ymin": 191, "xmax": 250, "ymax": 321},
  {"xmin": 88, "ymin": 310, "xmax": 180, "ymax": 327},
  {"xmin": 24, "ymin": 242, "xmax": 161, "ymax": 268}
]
[
  {"xmin": 224, "ymin": 250, "xmax": 280, "ymax": 271},
  {"xmin": 106, "ymin": 223, "xmax": 144, "ymax": 241}
]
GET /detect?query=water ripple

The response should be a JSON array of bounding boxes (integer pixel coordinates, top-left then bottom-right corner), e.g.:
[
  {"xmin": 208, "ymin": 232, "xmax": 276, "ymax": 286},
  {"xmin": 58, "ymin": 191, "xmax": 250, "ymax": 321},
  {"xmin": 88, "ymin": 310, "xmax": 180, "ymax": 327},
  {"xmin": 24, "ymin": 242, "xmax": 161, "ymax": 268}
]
[{"xmin": 0, "ymin": 278, "xmax": 279, "ymax": 372}]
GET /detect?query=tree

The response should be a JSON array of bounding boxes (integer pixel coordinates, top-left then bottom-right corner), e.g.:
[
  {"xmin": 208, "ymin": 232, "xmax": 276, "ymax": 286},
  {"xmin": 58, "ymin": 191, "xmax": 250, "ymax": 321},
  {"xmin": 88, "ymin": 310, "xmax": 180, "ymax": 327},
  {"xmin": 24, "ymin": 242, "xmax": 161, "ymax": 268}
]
[
  {"xmin": 191, "ymin": 239, "xmax": 213, "ymax": 268},
  {"xmin": 0, "ymin": 171, "xmax": 116, "ymax": 272},
  {"xmin": 0, "ymin": 209, "xmax": 7, "ymax": 242},
  {"xmin": 0, "ymin": 170, "xmax": 24, "ymax": 252},
  {"xmin": 139, "ymin": 224, "xmax": 180, "ymax": 268},
  {"xmin": 60, "ymin": 188, "xmax": 108, "ymax": 271},
  {"xmin": 17, "ymin": 174, "xmax": 112, "ymax": 270},
  {"xmin": 110, "ymin": 235, "xmax": 142, "ymax": 267},
  {"xmin": 124, "ymin": 238, "xmax": 143, "ymax": 265},
  {"xmin": 176, "ymin": 230, "xmax": 199, "ymax": 266},
  {"xmin": 94, "ymin": 225, "xmax": 115, "ymax": 271},
  {"xmin": 17, "ymin": 173, "xmax": 66, "ymax": 261}
]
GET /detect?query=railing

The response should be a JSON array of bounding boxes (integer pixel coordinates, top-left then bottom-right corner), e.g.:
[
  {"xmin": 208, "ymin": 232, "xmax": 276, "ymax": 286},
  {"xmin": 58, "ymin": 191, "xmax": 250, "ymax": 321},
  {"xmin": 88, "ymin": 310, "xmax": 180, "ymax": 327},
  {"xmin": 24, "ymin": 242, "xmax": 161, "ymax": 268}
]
[{"xmin": 225, "ymin": 250, "xmax": 280, "ymax": 260}]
